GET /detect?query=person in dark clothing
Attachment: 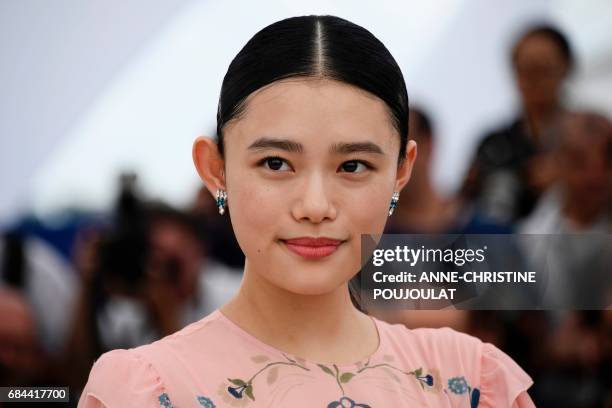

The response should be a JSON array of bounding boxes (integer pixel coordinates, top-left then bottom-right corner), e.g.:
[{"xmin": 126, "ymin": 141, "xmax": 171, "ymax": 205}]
[{"xmin": 462, "ymin": 24, "xmax": 574, "ymax": 223}]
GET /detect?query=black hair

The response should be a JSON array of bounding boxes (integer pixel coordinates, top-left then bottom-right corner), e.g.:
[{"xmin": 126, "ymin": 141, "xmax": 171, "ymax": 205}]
[
  {"xmin": 216, "ymin": 15, "xmax": 409, "ymax": 166},
  {"xmin": 511, "ymin": 23, "xmax": 574, "ymax": 72}
]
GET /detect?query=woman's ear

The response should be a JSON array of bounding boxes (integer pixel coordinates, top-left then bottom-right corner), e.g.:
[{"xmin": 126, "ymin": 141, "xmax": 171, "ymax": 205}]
[
  {"xmin": 192, "ymin": 136, "xmax": 226, "ymax": 196},
  {"xmin": 395, "ymin": 140, "xmax": 417, "ymax": 191}
]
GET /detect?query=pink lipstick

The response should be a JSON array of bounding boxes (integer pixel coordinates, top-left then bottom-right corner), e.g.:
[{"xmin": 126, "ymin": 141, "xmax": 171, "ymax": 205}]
[{"xmin": 282, "ymin": 237, "xmax": 343, "ymax": 259}]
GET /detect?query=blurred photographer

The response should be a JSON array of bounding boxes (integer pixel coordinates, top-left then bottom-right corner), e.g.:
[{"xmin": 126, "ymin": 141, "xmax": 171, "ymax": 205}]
[{"xmin": 64, "ymin": 175, "xmax": 240, "ymax": 394}]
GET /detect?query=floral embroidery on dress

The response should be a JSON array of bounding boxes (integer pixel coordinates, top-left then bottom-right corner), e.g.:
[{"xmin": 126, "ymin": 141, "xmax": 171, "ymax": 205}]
[
  {"xmin": 219, "ymin": 352, "xmax": 444, "ymax": 406},
  {"xmin": 327, "ymin": 396, "xmax": 371, "ymax": 408},
  {"xmin": 353, "ymin": 358, "xmax": 440, "ymax": 392},
  {"xmin": 158, "ymin": 392, "xmax": 174, "ymax": 408},
  {"xmin": 316, "ymin": 362, "xmax": 371, "ymax": 406},
  {"xmin": 216, "ymin": 350, "xmax": 488, "ymax": 407},
  {"xmin": 217, "ymin": 353, "xmax": 310, "ymax": 405},
  {"xmin": 448, "ymin": 376, "xmax": 469, "ymax": 394},
  {"xmin": 446, "ymin": 376, "xmax": 480, "ymax": 408},
  {"xmin": 197, "ymin": 394, "xmax": 216, "ymax": 408}
]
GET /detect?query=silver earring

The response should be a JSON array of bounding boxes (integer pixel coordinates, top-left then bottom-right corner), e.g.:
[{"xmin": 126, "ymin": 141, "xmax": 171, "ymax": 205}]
[
  {"xmin": 388, "ymin": 191, "xmax": 400, "ymax": 216},
  {"xmin": 216, "ymin": 189, "xmax": 227, "ymax": 215}
]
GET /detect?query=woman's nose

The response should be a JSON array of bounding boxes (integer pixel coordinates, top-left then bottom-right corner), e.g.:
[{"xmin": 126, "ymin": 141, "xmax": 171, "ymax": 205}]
[{"xmin": 290, "ymin": 172, "xmax": 337, "ymax": 224}]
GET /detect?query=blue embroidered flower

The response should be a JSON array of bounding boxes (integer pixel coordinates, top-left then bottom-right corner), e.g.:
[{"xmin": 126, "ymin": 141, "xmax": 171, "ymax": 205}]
[
  {"xmin": 225, "ymin": 378, "xmax": 251, "ymax": 399},
  {"xmin": 228, "ymin": 384, "xmax": 246, "ymax": 399},
  {"xmin": 327, "ymin": 396, "xmax": 372, "ymax": 408},
  {"xmin": 416, "ymin": 374, "xmax": 434, "ymax": 387},
  {"xmin": 158, "ymin": 392, "xmax": 174, "ymax": 408},
  {"xmin": 448, "ymin": 376, "xmax": 469, "ymax": 394},
  {"xmin": 197, "ymin": 395, "xmax": 216, "ymax": 408}
]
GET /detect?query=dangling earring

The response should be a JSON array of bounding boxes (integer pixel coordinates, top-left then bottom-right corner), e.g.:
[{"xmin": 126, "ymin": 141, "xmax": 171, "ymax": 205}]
[
  {"xmin": 388, "ymin": 191, "xmax": 400, "ymax": 216},
  {"xmin": 216, "ymin": 189, "xmax": 227, "ymax": 215}
]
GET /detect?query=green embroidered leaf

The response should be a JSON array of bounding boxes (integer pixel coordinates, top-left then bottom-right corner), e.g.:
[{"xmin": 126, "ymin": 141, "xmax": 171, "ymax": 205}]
[
  {"xmin": 251, "ymin": 355, "xmax": 270, "ymax": 363},
  {"xmin": 227, "ymin": 378, "xmax": 246, "ymax": 386},
  {"xmin": 339, "ymin": 372, "xmax": 355, "ymax": 383},
  {"xmin": 414, "ymin": 368, "xmax": 423, "ymax": 377},
  {"xmin": 266, "ymin": 366, "xmax": 279, "ymax": 385},
  {"xmin": 245, "ymin": 385, "xmax": 255, "ymax": 401},
  {"xmin": 317, "ymin": 364, "xmax": 335, "ymax": 377}
]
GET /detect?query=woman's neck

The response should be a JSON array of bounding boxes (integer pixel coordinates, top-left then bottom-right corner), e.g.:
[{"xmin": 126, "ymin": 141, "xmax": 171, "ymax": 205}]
[{"xmin": 220, "ymin": 263, "xmax": 378, "ymax": 365}]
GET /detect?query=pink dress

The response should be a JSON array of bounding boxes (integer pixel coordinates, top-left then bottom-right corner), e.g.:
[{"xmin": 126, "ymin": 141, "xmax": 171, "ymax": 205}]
[{"xmin": 78, "ymin": 309, "xmax": 534, "ymax": 407}]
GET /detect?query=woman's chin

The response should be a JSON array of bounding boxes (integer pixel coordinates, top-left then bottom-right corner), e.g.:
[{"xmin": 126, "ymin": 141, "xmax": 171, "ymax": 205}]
[{"xmin": 273, "ymin": 274, "xmax": 348, "ymax": 297}]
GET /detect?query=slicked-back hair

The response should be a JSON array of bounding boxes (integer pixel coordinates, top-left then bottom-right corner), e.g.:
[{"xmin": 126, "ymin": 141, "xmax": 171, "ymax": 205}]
[{"xmin": 216, "ymin": 15, "xmax": 409, "ymax": 167}]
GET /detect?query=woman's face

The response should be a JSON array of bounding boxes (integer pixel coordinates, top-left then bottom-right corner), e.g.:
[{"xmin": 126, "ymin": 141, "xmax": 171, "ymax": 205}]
[{"xmin": 198, "ymin": 78, "xmax": 414, "ymax": 296}]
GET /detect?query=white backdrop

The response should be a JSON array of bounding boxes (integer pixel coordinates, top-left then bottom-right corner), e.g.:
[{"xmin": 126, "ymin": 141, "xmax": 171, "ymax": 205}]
[{"xmin": 1, "ymin": 0, "xmax": 611, "ymax": 225}]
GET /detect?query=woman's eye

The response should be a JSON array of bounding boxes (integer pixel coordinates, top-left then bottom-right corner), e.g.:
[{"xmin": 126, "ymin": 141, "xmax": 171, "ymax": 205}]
[
  {"xmin": 260, "ymin": 157, "xmax": 291, "ymax": 171},
  {"xmin": 340, "ymin": 160, "xmax": 370, "ymax": 173}
]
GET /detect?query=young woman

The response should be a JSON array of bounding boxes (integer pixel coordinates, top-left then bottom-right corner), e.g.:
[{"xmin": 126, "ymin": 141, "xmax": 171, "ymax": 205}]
[{"xmin": 79, "ymin": 15, "xmax": 534, "ymax": 407}]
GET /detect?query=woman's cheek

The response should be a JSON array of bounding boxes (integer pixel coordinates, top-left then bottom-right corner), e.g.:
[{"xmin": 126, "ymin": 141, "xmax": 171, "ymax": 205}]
[
  {"xmin": 229, "ymin": 182, "xmax": 281, "ymax": 257},
  {"xmin": 347, "ymin": 183, "xmax": 390, "ymax": 234}
]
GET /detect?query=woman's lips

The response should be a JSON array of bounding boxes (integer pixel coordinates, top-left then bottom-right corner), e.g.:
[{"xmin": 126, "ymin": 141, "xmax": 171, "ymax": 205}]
[{"xmin": 281, "ymin": 237, "xmax": 344, "ymax": 259}]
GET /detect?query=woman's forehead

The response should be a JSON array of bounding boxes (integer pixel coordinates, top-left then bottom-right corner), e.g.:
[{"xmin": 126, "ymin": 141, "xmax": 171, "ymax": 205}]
[{"xmin": 224, "ymin": 78, "xmax": 398, "ymax": 150}]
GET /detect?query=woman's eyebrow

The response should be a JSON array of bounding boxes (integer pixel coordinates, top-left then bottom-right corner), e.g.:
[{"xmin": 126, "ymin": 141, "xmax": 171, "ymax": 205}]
[
  {"xmin": 247, "ymin": 137, "xmax": 384, "ymax": 155},
  {"xmin": 330, "ymin": 141, "xmax": 384, "ymax": 155},
  {"xmin": 247, "ymin": 137, "xmax": 303, "ymax": 153}
]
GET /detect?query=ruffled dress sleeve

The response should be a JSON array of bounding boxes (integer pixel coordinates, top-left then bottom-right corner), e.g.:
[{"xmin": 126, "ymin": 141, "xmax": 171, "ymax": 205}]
[
  {"xmin": 478, "ymin": 342, "xmax": 535, "ymax": 408},
  {"xmin": 77, "ymin": 349, "xmax": 168, "ymax": 408}
]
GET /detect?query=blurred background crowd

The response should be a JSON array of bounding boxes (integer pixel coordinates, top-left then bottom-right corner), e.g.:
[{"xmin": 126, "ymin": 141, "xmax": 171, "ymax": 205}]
[{"xmin": 1, "ymin": 1, "xmax": 611, "ymax": 407}]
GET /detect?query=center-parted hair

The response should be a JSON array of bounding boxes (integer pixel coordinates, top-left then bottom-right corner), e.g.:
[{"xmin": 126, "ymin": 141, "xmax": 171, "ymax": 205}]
[{"xmin": 216, "ymin": 15, "xmax": 409, "ymax": 166}]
